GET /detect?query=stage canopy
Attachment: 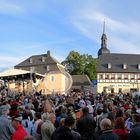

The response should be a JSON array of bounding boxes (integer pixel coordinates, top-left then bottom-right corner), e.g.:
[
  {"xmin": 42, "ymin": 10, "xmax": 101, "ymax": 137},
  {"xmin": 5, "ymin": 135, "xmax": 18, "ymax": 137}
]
[{"xmin": 0, "ymin": 68, "xmax": 44, "ymax": 81}]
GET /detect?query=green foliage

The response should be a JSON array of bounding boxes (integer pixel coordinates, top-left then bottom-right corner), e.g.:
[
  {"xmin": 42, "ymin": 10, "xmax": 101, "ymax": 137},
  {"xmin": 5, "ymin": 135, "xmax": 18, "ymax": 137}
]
[{"xmin": 62, "ymin": 51, "xmax": 97, "ymax": 80}]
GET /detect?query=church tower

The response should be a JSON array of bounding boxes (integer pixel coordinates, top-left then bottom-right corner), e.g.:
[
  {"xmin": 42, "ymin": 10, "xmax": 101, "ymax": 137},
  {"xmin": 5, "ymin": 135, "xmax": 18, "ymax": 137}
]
[{"xmin": 98, "ymin": 21, "xmax": 110, "ymax": 56}]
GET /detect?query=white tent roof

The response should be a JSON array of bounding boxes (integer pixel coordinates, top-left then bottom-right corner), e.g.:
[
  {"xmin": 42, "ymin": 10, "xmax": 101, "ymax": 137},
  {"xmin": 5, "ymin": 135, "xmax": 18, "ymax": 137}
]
[{"xmin": 0, "ymin": 68, "xmax": 44, "ymax": 77}]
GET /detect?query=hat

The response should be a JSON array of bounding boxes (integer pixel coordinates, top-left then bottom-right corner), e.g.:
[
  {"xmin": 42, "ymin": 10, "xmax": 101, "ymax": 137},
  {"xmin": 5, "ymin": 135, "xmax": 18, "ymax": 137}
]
[
  {"xmin": 0, "ymin": 105, "xmax": 10, "ymax": 112},
  {"xmin": 13, "ymin": 115, "xmax": 22, "ymax": 122}
]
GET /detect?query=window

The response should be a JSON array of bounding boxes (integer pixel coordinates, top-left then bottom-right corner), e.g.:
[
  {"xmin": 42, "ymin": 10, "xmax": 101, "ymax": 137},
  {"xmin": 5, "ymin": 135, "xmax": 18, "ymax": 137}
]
[
  {"xmin": 50, "ymin": 75, "xmax": 55, "ymax": 82},
  {"xmin": 47, "ymin": 65, "xmax": 50, "ymax": 71},
  {"xmin": 124, "ymin": 74, "xmax": 128, "ymax": 79},
  {"xmin": 100, "ymin": 74, "xmax": 103, "ymax": 79},
  {"xmin": 138, "ymin": 64, "xmax": 140, "ymax": 70},
  {"xmin": 138, "ymin": 74, "xmax": 140, "ymax": 79},
  {"xmin": 103, "ymin": 87, "xmax": 107, "ymax": 92},
  {"xmin": 111, "ymin": 73, "xmax": 115, "ymax": 79},
  {"xmin": 130, "ymin": 74, "xmax": 135, "ymax": 79},
  {"xmin": 118, "ymin": 88, "xmax": 122, "ymax": 93},
  {"xmin": 111, "ymin": 88, "xmax": 114, "ymax": 93},
  {"xmin": 29, "ymin": 58, "xmax": 33, "ymax": 63},
  {"xmin": 108, "ymin": 63, "xmax": 111, "ymax": 69},
  {"xmin": 105, "ymin": 74, "xmax": 109, "ymax": 79},
  {"xmin": 42, "ymin": 57, "xmax": 45, "ymax": 62},
  {"xmin": 117, "ymin": 74, "xmax": 122, "ymax": 79},
  {"xmin": 123, "ymin": 64, "xmax": 127, "ymax": 69}
]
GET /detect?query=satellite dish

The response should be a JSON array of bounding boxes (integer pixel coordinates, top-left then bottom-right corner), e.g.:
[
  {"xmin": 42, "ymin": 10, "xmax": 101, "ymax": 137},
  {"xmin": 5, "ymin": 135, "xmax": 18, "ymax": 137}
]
[{"xmin": 42, "ymin": 70, "xmax": 73, "ymax": 95}]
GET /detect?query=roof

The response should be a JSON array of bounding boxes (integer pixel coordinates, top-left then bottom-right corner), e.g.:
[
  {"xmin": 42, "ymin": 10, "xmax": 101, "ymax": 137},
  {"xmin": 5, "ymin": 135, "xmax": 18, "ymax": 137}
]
[
  {"xmin": 15, "ymin": 52, "xmax": 61, "ymax": 67},
  {"xmin": 0, "ymin": 68, "xmax": 30, "ymax": 77},
  {"xmin": 97, "ymin": 53, "xmax": 140, "ymax": 73},
  {"xmin": 72, "ymin": 75, "xmax": 92, "ymax": 86},
  {"xmin": 0, "ymin": 68, "xmax": 44, "ymax": 79},
  {"xmin": 14, "ymin": 51, "xmax": 65, "ymax": 75}
]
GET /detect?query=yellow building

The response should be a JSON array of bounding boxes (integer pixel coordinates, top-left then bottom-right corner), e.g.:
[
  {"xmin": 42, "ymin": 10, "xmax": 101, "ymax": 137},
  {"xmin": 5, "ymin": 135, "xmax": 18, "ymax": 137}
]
[{"xmin": 14, "ymin": 51, "xmax": 72, "ymax": 94}]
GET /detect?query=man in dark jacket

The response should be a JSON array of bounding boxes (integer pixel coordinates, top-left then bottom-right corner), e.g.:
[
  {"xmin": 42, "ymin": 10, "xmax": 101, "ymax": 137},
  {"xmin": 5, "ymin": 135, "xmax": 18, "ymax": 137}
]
[
  {"xmin": 97, "ymin": 118, "xmax": 118, "ymax": 140},
  {"xmin": 77, "ymin": 107, "xmax": 96, "ymax": 140},
  {"xmin": 127, "ymin": 113, "xmax": 140, "ymax": 140},
  {"xmin": 51, "ymin": 116, "xmax": 81, "ymax": 140}
]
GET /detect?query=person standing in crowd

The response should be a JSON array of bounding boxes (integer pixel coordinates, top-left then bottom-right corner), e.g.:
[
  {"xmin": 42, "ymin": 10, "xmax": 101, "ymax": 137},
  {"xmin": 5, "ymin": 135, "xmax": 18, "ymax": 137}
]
[
  {"xmin": 41, "ymin": 113, "xmax": 56, "ymax": 140},
  {"xmin": 127, "ymin": 113, "xmax": 140, "ymax": 140},
  {"xmin": 97, "ymin": 118, "xmax": 119, "ymax": 140},
  {"xmin": 22, "ymin": 111, "xmax": 34, "ymax": 135},
  {"xmin": 51, "ymin": 116, "xmax": 81, "ymax": 140},
  {"xmin": 11, "ymin": 115, "xmax": 27, "ymax": 140},
  {"xmin": 113, "ymin": 117, "xmax": 128, "ymax": 140},
  {"xmin": 94, "ymin": 108, "xmax": 102, "ymax": 133},
  {"xmin": 0, "ymin": 105, "xmax": 15, "ymax": 140},
  {"xmin": 124, "ymin": 110, "xmax": 133, "ymax": 131},
  {"xmin": 77, "ymin": 107, "xmax": 96, "ymax": 140},
  {"xmin": 32, "ymin": 112, "xmax": 43, "ymax": 140},
  {"xmin": 86, "ymin": 100, "xmax": 94, "ymax": 117}
]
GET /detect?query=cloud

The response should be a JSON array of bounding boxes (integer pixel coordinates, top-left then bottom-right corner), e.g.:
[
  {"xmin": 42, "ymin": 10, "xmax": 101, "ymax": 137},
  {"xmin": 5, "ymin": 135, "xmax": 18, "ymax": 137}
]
[
  {"xmin": 0, "ymin": 56, "xmax": 26, "ymax": 70},
  {"xmin": 109, "ymin": 36, "xmax": 140, "ymax": 54},
  {"xmin": 71, "ymin": 11, "xmax": 127, "ymax": 38},
  {"xmin": 71, "ymin": 9, "xmax": 140, "ymax": 54},
  {"xmin": 0, "ymin": 0, "xmax": 24, "ymax": 14},
  {"xmin": 0, "ymin": 41, "xmax": 67, "ymax": 71}
]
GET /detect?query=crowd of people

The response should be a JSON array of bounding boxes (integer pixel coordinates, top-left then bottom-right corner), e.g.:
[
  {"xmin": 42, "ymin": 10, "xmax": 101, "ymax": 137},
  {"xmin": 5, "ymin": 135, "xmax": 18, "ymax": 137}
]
[{"xmin": 0, "ymin": 89, "xmax": 140, "ymax": 140}]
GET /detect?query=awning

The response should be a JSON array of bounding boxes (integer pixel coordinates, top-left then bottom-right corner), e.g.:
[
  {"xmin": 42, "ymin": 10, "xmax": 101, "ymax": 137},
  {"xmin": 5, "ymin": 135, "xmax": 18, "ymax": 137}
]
[{"xmin": 0, "ymin": 68, "xmax": 44, "ymax": 81}]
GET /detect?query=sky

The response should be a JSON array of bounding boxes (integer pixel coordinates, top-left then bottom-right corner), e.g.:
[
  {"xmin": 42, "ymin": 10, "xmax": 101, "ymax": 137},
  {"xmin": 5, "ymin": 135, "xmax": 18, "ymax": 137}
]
[{"xmin": 0, "ymin": 0, "xmax": 140, "ymax": 71}]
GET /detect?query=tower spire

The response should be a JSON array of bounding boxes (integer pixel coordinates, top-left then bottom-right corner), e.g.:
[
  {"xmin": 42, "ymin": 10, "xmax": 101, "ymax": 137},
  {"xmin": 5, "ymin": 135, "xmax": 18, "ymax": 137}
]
[
  {"xmin": 103, "ymin": 19, "xmax": 105, "ymax": 34},
  {"xmin": 97, "ymin": 20, "xmax": 110, "ymax": 56}
]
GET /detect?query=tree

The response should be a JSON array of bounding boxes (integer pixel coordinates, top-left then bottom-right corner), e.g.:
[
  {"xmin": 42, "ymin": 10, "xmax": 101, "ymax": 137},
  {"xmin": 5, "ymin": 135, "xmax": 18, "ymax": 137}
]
[{"xmin": 62, "ymin": 51, "xmax": 97, "ymax": 80}]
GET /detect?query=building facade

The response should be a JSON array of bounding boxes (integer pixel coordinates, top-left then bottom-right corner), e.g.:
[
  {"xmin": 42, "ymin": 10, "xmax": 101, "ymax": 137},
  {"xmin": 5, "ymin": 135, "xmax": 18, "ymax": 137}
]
[
  {"xmin": 97, "ymin": 24, "xmax": 140, "ymax": 93},
  {"xmin": 14, "ymin": 51, "xmax": 71, "ymax": 94}
]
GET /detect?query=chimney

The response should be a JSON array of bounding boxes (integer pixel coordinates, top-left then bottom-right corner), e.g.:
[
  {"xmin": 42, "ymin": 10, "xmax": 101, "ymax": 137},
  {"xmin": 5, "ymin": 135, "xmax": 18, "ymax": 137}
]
[{"xmin": 47, "ymin": 50, "xmax": 50, "ymax": 56}]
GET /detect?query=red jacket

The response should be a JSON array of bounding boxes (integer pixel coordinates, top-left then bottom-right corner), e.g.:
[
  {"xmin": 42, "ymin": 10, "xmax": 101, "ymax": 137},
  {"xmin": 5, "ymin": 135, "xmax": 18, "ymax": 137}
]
[
  {"xmin": 12, "ymin": 125, "xmax": 27, "ymax": 140},
  {"xmin": 113, "ymin": 129, "xmax": 128, "ymax": 140}
]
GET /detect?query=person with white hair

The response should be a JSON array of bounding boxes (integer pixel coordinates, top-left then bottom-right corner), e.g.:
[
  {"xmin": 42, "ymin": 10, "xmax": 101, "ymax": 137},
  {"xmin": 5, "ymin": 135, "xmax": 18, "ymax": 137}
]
[
  {"xmin": 0, "ymin": 105, "xmax": 15, "ymax": 140},
  {"xmin": 97, "ymin": 118, "xmax": 119, "ymax": 140},
  {"xmin": 41, "ymin": 113, "xmax": 56, "ymax": 140}
]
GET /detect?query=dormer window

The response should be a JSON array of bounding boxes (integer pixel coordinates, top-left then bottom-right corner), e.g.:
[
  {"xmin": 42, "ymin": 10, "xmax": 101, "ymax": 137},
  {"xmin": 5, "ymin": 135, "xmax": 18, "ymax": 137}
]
[
  {"xmin": 108, "ymin": 63, "xmax": 111, "ymax": 69},
  {"xmin": 123, "ymin": 64, "xmax": 127, "ymax": 69},
  {"xmin": 46, "ymin": 65, "xmax": 50, "ymax": 71},
  {"xmin": 42, "ymin": 57, "xmax": 45, "ymax": 62},
  {"xmin": 29, "ymin": 58, "xmax": 33, "ymax": 63},
  {"xmin": 138, "ymin": 64, "xmax": 140, "ymax": 70}
]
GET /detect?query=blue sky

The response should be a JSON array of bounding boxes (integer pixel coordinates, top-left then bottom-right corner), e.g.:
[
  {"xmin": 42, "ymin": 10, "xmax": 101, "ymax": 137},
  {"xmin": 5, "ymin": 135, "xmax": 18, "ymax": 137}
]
[{"xmin": 0, "ymin": 0, "xmax": 140, "ymax": 71}]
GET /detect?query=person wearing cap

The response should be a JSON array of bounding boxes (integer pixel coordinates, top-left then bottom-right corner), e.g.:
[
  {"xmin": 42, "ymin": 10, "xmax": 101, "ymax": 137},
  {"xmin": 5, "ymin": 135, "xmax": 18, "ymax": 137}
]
[
  {"xmin": 11, "ymin": 115, "xmax": 27, "ymax": 140},
  {"xmin": 0, "ymin": 105, "xmax": 15, "ymax": 140}
]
